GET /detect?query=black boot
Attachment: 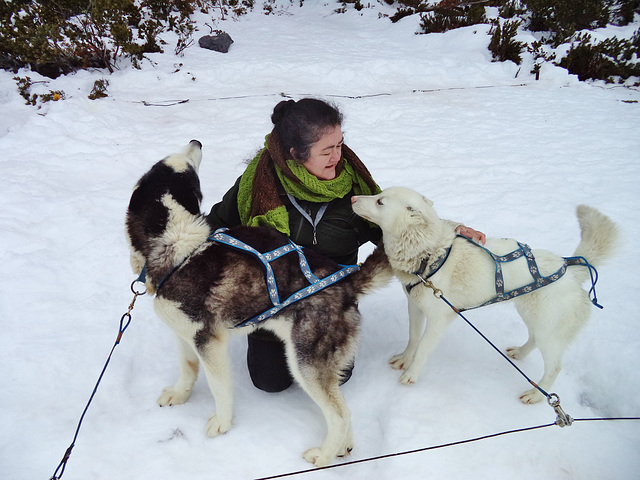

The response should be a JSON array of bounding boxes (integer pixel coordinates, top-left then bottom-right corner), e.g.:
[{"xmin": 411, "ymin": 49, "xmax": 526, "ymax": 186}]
[
  {"xmin": 247, "ymin": 329, "xmax": 294, "ymax": 393},
  {"xmin": 339, "ymin": 360, "xmax": 355, "ymax": 386}
]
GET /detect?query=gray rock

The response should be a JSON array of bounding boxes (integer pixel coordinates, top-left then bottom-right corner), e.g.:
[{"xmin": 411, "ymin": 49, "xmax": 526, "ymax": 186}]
[{"xmin": 198, "ymin": 33, "xmax": 234, "ymax": 53}]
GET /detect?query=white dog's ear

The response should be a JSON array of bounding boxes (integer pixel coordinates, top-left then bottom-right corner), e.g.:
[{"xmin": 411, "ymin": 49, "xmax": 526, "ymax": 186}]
[
  {"xmin": 422, "ymin": 196, "xmax": 434, "ymax": 207},
  {"xmin": 407, "ymin": 205, "xmax": 427, "ymax": 224}
]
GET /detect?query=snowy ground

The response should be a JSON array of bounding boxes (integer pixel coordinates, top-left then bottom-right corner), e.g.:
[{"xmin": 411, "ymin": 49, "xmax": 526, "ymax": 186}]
[{"xmin": 1, "ymin": 2, "xmax": 639, "ymax": 479}]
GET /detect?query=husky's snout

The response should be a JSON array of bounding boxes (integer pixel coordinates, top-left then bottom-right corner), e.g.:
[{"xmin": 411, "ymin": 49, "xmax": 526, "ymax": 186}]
[{"xmin": 182, "ymin": 139, "xmax": 203, "ymax": 172}]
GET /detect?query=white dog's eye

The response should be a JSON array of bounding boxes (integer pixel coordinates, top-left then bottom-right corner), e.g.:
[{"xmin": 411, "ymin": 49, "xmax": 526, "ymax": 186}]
[
  {"xmin": 377, "ymin": 198, "xmax": 384, "ymax": 206},
  {"xmin": 407, "ymin": 206, "xmax": 415, "ymax": 212}
]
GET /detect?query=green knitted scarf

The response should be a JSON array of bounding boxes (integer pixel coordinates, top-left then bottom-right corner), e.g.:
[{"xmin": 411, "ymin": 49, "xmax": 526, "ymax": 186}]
[{"xmin": 237, "ymin": 146, "xmax": 380, "ymax": 235}]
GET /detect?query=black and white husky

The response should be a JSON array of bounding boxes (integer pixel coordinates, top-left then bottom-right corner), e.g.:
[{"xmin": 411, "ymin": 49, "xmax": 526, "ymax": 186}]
[
  {"xmin": 125, "ymin": 141, "xmax": 392, "ymax": 467},
  {"xmin": 352, "ymin": 186, "xmax": 618, "ymax": 404}
]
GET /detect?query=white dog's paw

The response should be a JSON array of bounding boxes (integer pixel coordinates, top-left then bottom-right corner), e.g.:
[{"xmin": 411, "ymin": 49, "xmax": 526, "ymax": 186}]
[
  {"xmin": 389, "ymin": 353, "xmax": 410, "ymax": 370},
  {"xmin": 303, "ymin": 447, "xmax": 332, "ymax": 467},
  {"xmin": 399, "ymin": 368, "xmax": 420, "ymax": 385},
  {"xmin": 157, "ymin": 387, "xmax": 191, "ymax": 407},
  {"xmin": 519, "ymin": 388, "xmax": 545, "ymax": 404},
  {"xmin": 338, "ymin": 439, "xmax": 354, "ymax": 458},
  {"xmin": 205, "ymin": 413, "xmax": 232, "ymax": 437},
  {"xmin": 506, "ymin": 346, "xmax": 526, "ymax": 360}
]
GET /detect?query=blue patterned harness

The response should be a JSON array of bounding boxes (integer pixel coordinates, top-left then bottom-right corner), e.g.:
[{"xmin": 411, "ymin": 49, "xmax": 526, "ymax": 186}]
[
  {"xmin": 209, "ymin": 228, "xmax": 360, "ymax": 328},
  {"xmin": 407, "ymin": 235, "xmax": 601, "ymax": 311}
]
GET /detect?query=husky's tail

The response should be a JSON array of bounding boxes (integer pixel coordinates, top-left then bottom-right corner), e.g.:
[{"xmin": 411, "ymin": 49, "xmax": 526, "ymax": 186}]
[
  {"xmin": 351, "ymin": 244, "xmax": 395, "ymax": 298},
  {"xmin": 572, "ymin": 205, "xmax": 619, "ymax": 283}
]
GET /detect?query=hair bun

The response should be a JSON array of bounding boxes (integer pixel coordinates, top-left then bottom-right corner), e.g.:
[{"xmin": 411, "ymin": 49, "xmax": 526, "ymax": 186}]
[{"xmin": 271, "ymin": 99, "xmax": 296, "ymax": 125}]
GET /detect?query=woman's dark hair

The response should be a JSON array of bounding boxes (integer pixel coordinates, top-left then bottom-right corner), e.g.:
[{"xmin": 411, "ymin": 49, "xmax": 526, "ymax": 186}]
[{"xmin": 271, "ymin": 98, "xmax": 343, "ymax": 161}]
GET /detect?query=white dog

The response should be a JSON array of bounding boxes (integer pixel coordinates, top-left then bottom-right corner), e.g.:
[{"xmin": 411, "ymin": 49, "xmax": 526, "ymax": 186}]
[{"xmin": 352, "ymin": 187, "xmax": 618, "ymax": 404}]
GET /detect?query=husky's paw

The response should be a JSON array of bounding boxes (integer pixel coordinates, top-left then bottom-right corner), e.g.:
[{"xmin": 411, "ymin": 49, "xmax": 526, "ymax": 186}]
[
  {"xmin": 205, "ymin": 413, "xmax": 232, "ymax": 437},
  {"xmin": 506, "ymin": 346, "xmax": 526, "ymax": 360},
  {"xmin": 303, "ymin": 447, "xmax": 332, "ymax": 468},
  {"xmin": 519, "ymin": 388, "xmax": 545, "ymax": 404},
  {"xmin": 399, "ymin": 368, "xmax": 419, "ymax": 385},
  {"xmin": 157, "ymin": 387, "xmax": 191, "ymax": 407},
  {"xmin": 389, "ymin": 353, "xmax": 410, "ymax": 370}
]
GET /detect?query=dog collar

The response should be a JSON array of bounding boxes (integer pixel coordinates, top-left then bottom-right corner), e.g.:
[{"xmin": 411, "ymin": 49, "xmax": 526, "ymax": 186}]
[{"xmin": 405, "ymin": 246, "xmax": 452, "ymax": 294}]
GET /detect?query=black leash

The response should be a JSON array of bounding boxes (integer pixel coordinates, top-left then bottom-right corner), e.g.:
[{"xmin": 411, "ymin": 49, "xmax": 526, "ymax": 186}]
[
  {"xmin": 49, "ymin": 278, "xmax": 146, "ymax": 480},
  {"xmin": 46, "ymin": 271, "xmax": 637, "ymax": 479},
  {"xmin": 255, "ymin": 416, "xmax": 640, "ymax": 480},
  {"xmin": 436, "ymin": 288, "xmax": 573, "ymax": 424},
  {"xmin": 413, "ymin": 273, "xmax": 574, "ymax": 426}
]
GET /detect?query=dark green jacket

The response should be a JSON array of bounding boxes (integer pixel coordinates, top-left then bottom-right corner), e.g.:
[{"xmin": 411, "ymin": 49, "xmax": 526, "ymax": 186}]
[{"xmin": 206, "ymin": 176, "xmax": 381, "ymax": 265}]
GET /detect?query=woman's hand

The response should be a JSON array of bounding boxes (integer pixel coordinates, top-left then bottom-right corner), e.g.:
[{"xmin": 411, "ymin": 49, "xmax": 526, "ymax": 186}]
[{"xmin": 455, "ymin": 225, "xmax": 486, "ymax": 245}]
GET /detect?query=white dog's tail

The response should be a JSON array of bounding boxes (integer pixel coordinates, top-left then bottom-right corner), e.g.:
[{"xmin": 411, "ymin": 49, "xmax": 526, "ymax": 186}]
[{"xmin": 572, "ymin": 205, "xmax": 619, "ymax": 283}]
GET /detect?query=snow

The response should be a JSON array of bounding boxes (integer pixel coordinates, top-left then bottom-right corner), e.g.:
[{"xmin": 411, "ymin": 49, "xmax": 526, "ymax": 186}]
[{"xmin": 1, "ymin": 2, "xmax": 639, "ymax": 479}]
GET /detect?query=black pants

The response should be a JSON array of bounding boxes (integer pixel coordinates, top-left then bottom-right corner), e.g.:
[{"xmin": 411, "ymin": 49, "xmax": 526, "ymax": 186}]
[{"xmin": 247, "ymin": 329, "xmax": 354, "ymax": 393}]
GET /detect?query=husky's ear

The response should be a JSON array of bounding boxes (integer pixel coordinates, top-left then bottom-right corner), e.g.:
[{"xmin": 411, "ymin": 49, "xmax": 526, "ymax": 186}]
[{"xmin": 422, "ymin": 196, "xmax": 434, "ymax": 207}]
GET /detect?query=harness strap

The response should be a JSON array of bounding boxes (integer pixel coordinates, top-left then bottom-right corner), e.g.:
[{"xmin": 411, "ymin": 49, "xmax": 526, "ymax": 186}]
[
  {"xmin": 477, "ymin": 240, "xmax": 530, "ymax": 297},
  {"xmin": 458, "ymin": 237, "xmax": 569, "ymax": 311},
  {"xmin": 463, "ymin": 260, "xmax": 570, "ymax": 311},
  {"xmin": 564, "ymin": 255, "xmax": 603, "ymax": 309},
  {"xmin": 458, "ymin": 236, "xmax": 602, "ymax": 311},
  {"xmin": 210, "ymin": 229, "xmax": 298, "ymax": 305},
  {"xmin": 236, "ymin": 263, "xmax": 360, "ymax": 328},
  {"xmin": 136, "ymin": 264, "xmax": 147, "ymax": 284},
  {"xmin": 209, "ymin": 228, "xmax": 359, "ymax": 328}
]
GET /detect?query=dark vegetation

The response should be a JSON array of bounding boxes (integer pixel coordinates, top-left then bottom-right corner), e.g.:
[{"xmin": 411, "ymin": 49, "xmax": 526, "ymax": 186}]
[
  {"xmin": 2, "ymin": 0, "xmax": 639, "ymax": 105},
  {"xmin": 392, "ymin": 0, "xmax": 640, "ymax": 83}
]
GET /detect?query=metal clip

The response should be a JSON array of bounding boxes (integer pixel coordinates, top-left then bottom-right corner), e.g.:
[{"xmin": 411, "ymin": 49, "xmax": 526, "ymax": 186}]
[
  {"xmin": 548, "ymin": 393, "xmax": 573, "ymax": 427},
  {"xmin": 131, "ymin": 279, "xmax": 147, "ymax": 296},
  {"xmin": 417, "ymin": 274, "xmax": 443, "ymax": 298}
]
